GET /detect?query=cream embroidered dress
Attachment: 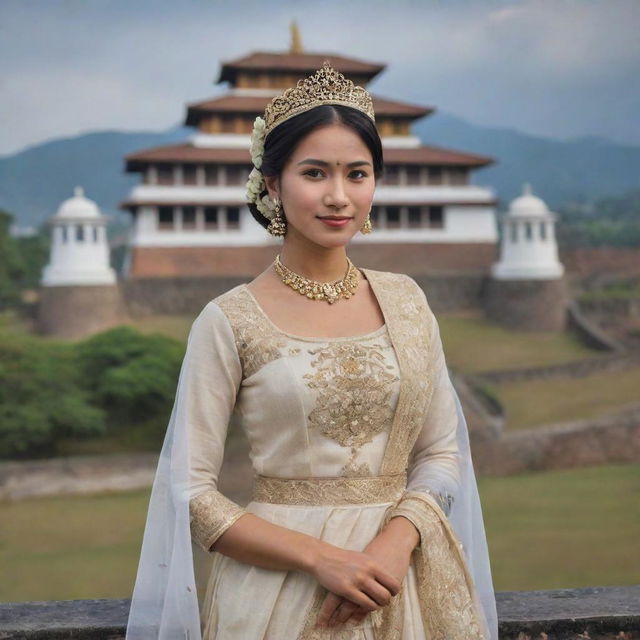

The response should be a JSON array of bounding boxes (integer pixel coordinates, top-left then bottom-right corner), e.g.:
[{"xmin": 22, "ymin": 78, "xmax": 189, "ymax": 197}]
[{"xmin": 186, "ymin": 269, "xmax": 493, "ymax": 639}]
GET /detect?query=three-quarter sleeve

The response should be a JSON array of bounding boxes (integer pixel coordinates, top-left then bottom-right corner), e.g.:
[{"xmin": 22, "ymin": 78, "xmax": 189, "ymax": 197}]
[
  {"xmin": 389, "ymin": 309, "xmax": 462, "ymax": 547},
  {"xmin": 180, "ymin": 301, "xmax": 247, "ymax": 552}
]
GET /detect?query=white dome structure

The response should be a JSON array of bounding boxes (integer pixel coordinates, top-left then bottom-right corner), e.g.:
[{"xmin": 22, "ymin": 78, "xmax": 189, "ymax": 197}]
[
  {"xmin": 41, "ymin": 186, "xmax": 117, "ymax": 286},
  {"xmin": 491, "ymin": 183, "xmax": 564, "ymax": 280}
]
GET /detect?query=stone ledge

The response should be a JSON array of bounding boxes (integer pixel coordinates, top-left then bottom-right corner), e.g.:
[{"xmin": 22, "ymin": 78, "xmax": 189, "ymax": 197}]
[{"xmin": 0, "ymin": 585, "xmax": 637, "ymax": 639}]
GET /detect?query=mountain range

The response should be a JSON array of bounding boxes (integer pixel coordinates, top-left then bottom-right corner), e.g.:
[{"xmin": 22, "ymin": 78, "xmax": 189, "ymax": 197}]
[{"xmin": 1, "ymin": 111, "xmax": 639, "ymax": 229}]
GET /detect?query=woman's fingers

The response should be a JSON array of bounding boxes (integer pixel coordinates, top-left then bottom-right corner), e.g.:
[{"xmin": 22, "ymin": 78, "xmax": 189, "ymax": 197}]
[
  {"xmin": 372, "ymin": 566, "xmax": 402, "ymax": 597},
  {"xmin": 362, "ymin": 577, "xmax": 395, "ymax": 607},
  {"xmin": 329, "ymin": 599, "xmax": 359, "ymax": 625},
  {"xmin": 316, "ymin": 591, "xmax": 342, "ymax": 627}
]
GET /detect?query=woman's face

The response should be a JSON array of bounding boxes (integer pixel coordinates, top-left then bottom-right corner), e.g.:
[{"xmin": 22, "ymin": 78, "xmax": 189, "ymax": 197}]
[{"xmin": 265, "ymin": 122, "xmax": 376, "ymax": 250}]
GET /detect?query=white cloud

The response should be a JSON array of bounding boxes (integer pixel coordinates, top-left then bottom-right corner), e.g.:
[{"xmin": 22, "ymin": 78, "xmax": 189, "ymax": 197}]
[{"xmin": 0, "ymin": 0, "xmax": 639, "ymax": 154}]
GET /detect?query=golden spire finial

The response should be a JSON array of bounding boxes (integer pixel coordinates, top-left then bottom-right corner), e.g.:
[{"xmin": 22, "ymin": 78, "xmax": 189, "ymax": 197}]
[{"xmin": 290, "ymin": 20, "xmax": 303, "ymax": 54}]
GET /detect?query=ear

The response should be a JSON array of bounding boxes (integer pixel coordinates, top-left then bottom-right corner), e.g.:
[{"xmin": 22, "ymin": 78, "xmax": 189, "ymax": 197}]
[{"xmin": 264, "ymin": 174, "xmax": 280, "ymax": 202}]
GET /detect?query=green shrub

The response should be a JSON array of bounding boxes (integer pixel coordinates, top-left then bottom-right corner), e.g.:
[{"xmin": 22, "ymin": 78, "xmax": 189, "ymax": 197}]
[
  {"xmin": 0, "ymin": 338, "xmax": 105, "ymax": 458},
  {"xmin": 75, "ymin": 327, "xmax": 183, "ymax": 432}
]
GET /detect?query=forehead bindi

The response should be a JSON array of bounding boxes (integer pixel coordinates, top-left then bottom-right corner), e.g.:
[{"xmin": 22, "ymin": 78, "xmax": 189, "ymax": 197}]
[{"xmin": 291, "ymin": 125, "xmax": 372, "ymax": 168}]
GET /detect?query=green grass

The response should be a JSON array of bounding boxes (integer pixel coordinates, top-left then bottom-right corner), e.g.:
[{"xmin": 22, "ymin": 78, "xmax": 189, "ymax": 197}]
[
  {"xmin": 438, "ymin": 310, "xmax": 600, "ymax": 374},
  {"xmin": 495, "ymin": 365, "xmax": 640, "ymax": 429},
  {"xmin": 0, "ymin": 489, "xmax": 149, "ymax": 602},
  {"xmin": 0, "ymin": 464, "xmax": 637, "ymax": 602},
  {"xmin": 479, "ymin": 463, "xmax": 640, "ymax": 591}
]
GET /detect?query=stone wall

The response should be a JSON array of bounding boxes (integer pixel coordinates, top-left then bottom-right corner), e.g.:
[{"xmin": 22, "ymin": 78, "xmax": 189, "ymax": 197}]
[
  {"xmin": 472, "ymin": 403, "xmax": 640, "ymax": 476},
  {"xmin": 122, "ymin": 275, "xmax": 248, "ymax": 316},
  {"xmin": 483, "ymin": 277, "xmax": 569, "ymax": 332},
  {"xmin": 1, "ymin": 586, "xmax": 638, "ymax": 638},
  {"xmin": 37, "ymin": 284, "xmax": 129, "ymax": 339},
  {"xmin": 567, "ymin": 300, "xmax": 626, "ymax": 351},
  {"xmin": 470, "ymin": 352, "xmax": 640, "ymax": 385},
  {"xmin": 0, "ymin": 454, "xmax": 159, "ymax": 501},
  {"xmin": 561, "ymin": 246, "xmax": 640, "ymax": 280},
  {"xmin": 121, "ymin": 272, "xmax": 486, "ymax": 317},
  {"xmin": 128, "ymin": 242, "xmax": 497, "ymax": 278},
  {"xmin": 578, "ymin": 296, "xmax": 640, "ymax": 321}
]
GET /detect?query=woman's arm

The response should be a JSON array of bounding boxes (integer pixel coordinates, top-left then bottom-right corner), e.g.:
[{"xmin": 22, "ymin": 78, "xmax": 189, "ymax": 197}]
[{"xmin": 213, "ymin": 514, "xmax": 401, "ymax": 613}]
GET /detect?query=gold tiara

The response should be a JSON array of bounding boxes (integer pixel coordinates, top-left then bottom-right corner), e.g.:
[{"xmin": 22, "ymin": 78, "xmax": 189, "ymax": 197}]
[{"xmin": 263, "ymin": 60, "xmax": 375, "ymax": 138}]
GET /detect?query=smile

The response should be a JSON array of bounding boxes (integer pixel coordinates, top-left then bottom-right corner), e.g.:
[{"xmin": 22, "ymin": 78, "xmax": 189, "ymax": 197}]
[{"xmin": 316, "ymin": 216, "xmax": 353, "ymax": 228}]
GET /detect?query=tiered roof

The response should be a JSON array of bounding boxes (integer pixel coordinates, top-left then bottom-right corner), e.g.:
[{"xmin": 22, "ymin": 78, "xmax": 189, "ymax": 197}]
[
  {"xmin": 125, "ymin": 143, "xmax": 492, "ymax": 172},
  {"xmin": 184, "ymin": 94, "xmax": 432, "ymax": 127},
  {"xmin": 216, "ymin": 51, "xmax": 385, "ymax": 86},
  {"xmin": 124, "ymin": 29, "xmax": 494, "ymax": 175}
]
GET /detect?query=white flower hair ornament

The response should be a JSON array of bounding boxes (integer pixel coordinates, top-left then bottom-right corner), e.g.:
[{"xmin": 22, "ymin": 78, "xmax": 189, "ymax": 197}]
[{"xmin": 245, "ymin": 116, "xmax": 278, "ymax": 220}]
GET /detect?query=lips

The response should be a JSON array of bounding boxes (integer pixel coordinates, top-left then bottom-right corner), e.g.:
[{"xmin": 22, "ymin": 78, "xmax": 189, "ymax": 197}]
[{"xmin": 317, "ymin": 216, "xmax": 353, "ymax": 220}]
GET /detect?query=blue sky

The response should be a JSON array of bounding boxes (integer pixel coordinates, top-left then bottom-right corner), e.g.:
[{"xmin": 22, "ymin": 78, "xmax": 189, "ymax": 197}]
[{"xmin": 0, "ymin": 0, "xmax": 638, "ymax": 156}]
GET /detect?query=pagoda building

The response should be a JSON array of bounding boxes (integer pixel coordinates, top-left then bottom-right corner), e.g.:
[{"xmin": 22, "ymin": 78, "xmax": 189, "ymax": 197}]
[{"xmin": 121, "ymin": 28, "xmax": 497, "ymax": 279}]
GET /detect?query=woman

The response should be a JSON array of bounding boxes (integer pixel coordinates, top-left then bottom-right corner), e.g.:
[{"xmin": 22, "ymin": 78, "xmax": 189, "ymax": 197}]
[{"xmin": 126, "ymin": 62, "xmax": 498, "ymax": 639}]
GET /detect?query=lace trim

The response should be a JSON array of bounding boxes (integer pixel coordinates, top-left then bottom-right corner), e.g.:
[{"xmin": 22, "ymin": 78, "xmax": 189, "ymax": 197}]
[
  {"xmin": 189, "ymin": 489, "xmax": 247, "ymax": 552},
  {"xmin": 215, "ymin": 287, "xmax": 296, "ymax": 379},
  {"xmin": 375, "ymin": 493, "xmax": 489, "ymax": 639},
  {"xmin": 361, "ymin": 269, "xmax": 438, "ymax": 476},
  {"xmin": 252, "ymin": 473, "xmax": 407, "ymax": 506},
  {"xmin": 391, "ymin": 489, "xmax": 455, "ymax": 527}
]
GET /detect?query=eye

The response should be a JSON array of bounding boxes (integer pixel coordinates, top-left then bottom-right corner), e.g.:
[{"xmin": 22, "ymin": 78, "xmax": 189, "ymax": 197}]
[
  {"xmin": 349, "ymin": 169, "xmax": 368, "ymax": 179},
  {"xmin": 302, "ymin": 168, "xmax": 325, "ymax": 178}
]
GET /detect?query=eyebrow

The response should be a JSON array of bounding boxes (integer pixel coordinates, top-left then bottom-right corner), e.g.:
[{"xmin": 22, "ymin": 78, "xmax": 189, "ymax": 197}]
[{"xmin": 296, "ymin": 158, "xmax": 372, "ymax": 168}]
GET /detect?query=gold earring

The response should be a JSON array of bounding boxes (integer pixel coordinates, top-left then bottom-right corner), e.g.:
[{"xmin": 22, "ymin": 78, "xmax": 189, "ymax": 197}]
[
  {"xmin": 360, "ymin": 211, "xmax": 373, "ymax": 234},
  {"xmin": 267, "ymin": 198, "xmax": 287, "ymax": 237}
]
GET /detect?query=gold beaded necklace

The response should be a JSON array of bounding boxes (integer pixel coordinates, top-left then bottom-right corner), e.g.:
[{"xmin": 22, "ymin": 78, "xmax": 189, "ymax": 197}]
[{"xmin": 273, "ymin": 254, "xmax": 360, "ymax": 304}]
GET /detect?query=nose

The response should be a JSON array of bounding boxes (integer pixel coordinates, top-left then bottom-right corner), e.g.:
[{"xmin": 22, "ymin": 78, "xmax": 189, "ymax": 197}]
[{"xmin": 323, "ymin": 176, "xmax": 349, "ymax": 210}]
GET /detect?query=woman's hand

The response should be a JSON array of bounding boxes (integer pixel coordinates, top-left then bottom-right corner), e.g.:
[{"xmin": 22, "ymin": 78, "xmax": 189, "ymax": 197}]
[
  {"xmin": 310, "ymin": 540, "xmax": 402, "ymax": 626},
  {"xmin": 316, "ymin": 516, "xmax": 419, "ymax": 628}
]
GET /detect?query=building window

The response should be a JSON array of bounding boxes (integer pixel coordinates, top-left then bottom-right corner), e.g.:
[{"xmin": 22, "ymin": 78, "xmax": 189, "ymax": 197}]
[
  {"xmin": 406, "ymin": 166, "xmax": 421, "ymax": 186},
  {"xmin": 429, "ymin": 206, "xmax": 444, "ymax": 228},
  {"xmin": 76, "ymin": 224, "xmax": 85, "ymax": 242},
  {"xmin": 540, "ymin": 221, "xmax": 547, "ymax": 240},
  {"xmin": 525, "ymin": 221, "xmax": 533, "ymax": 240},
  {"xmin": 407, "ymin": 206, "xmax": 423, "ymax": 228},
  {"xmin": 158, "ymin": 206, "xmax": 175, "ymax": 230},
  {"xmin": 221, "ymin": 115, "xmax": 235, "ymax": 133},
  {"xmin": 93, "ymin": 227, "xmax": 99, "ymax": 242},
  {"xmin": 157, "ymin": 164, "xmax": 174, "ymax": 186},
  {"xmin": 61, "ymin": 226, "xmax": 68, "ymax": 243},
  {"xmin": 510, "ymin": 221, "xmax": 518, "ymax": 242},
  {"xmin": 182, "ymin": 164, "xmax": 197, "ymax": 186},
  {"xmin": 383, "ymin": 166, "xmax": 400, "ymax": 186},
  {"xmin": 205, "ymin": 166, "xmax": 219, "ymax": 186},
  {"xmin": 226, "ymin": 206, "xmax": 240, "ymax": 230},
  {"xmin": 182, "ymin": 206, "xmax": 197, "ymax": 230},
  {"xmin": 448, "ymin": 168, "xmax": 468, "ymax": 186},
  {"xmin": 386, "ymin": 206, "xmax": 401, "ymax": 229},
  {"xmin": 226, "ymin": 165, "xmax": 250, "ymax": 186},
  {"xmin": 204, "ymin": 207, "xmax": 219, "ymax": 230},
  {"xmin": 428, "ymin": 167, "xmax": 443, "ymax": 185}
]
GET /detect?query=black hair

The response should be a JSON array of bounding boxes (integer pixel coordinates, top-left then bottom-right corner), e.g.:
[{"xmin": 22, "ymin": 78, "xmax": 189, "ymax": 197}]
[{"xmin": 248, "ymin": 104, "xmax": 384, "ymax": 230}]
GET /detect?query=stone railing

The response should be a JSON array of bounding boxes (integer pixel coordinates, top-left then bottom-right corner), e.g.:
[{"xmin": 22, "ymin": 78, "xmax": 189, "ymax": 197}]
[{"xmin": 0, "ymin": 585, "xmax": 638, "ymax": 638}]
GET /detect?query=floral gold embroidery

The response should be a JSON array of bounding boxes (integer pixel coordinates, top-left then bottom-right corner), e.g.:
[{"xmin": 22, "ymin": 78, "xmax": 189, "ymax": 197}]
[
  {"xmin": 215, "ymin": 287, "xmax": 290, "ymax": 379},
  {"xmin": 361, "ymin": 269, "xmax": 437, "ymax": 476},
  {"xmin": 189, "ymin": 489, "xmax": 246, "ymax": 552},
  {"xmin": 303, "ymin": 336, "xmax": 399, "ymax": 475},
  {"xmin": 379, "ymin": 492, "xmax": 488, "ymax": 639},
  {"xmin": 252, "ymin": 473, "xmax": 407, "ymax": 506}
]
